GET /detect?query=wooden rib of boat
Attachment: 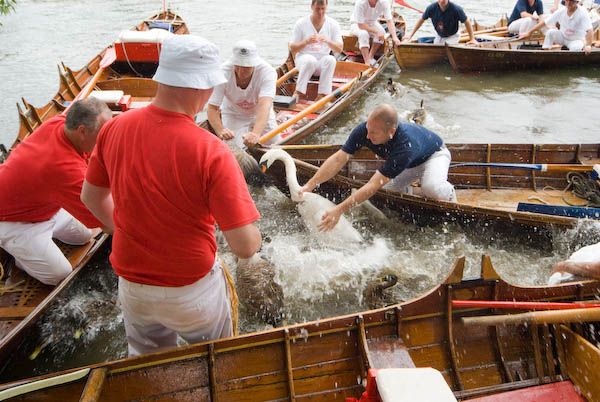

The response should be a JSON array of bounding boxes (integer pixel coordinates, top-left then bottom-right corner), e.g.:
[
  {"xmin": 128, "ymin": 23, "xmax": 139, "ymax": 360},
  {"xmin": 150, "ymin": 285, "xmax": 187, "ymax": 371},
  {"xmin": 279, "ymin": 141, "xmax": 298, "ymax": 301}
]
[
  {"xmin": 394, "ymin": 17, "xmax": 508, "ymax": 69},
  {"xmin": 201, "ymin": 15, "xmax": 405, "ymax": 146},
  {"xmin": 446, "ymin": 28, "xmax": 600, "ymax": 73},
  {"xmin": 248, "ymin": 143, "xmax": 600, "ymax": 231},
  {"xmin": 0, "ymin": 9, "xmax": 187, "ymax": 364},
  {"xmin": 1, "ymin": 255, "xmax": 600, "ymax": 401}
]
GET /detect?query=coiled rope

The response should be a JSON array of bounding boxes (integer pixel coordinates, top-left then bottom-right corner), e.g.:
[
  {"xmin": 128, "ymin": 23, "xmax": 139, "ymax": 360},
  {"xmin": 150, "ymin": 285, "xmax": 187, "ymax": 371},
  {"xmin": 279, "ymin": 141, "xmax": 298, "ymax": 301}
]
[{"xmin": 562, "ymin": 172, "xmax": 600, "ymax": 207}]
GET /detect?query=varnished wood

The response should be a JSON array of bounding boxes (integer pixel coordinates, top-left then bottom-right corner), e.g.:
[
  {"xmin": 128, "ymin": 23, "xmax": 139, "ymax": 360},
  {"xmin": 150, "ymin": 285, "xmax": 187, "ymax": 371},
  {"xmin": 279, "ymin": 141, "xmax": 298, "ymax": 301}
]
[
  {"xmin": 79, "ymin": 368, "xmax": 107, "ymax": 402},
  {"xmin": 561, "ymin": 325, "xmax": 600, "ymax": 401},
  {"xmin": 284, "ymin": 329, "xmax": 296, "ymax": 402}
]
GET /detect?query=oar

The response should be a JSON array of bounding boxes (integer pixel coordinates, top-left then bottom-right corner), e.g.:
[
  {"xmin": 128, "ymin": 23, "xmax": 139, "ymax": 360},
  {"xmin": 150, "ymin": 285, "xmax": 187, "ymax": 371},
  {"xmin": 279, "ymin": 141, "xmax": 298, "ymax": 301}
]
[
  {"xmin": 449, "ymin": 162, "xmax": 596, "ymax": 173},
  {"xmin": 276, "ymin": 67, "xmax": 299, "ymax": 87},
  {"xmin": 0, "ymin": 368, "xmax": 90, "ymax": 400},
  {"xmin": 453, "ymin": 300, "xmax": 600, "ymax": 310},
  {"xmin": 393, "ymin": 0, "xmax": 423, "ymax": 13},
  {"xmin": 63, "ymin": 47, "xmax": 117, "ymax": 114},
  {"xmin": 258, "ymin": 74, "xmax": 362, "ymax": 145},
  {"xmin": 462, "ymin": 307, "xmax": 600, "ymax": 327}
]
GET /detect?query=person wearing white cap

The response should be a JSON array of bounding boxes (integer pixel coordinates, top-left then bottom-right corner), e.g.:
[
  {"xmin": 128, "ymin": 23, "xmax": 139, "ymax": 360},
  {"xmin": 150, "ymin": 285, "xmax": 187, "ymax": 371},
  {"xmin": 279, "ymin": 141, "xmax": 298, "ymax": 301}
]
[
  {"xmin": 289, "ymin": 0, "xmax": 343, "ymax": 101},
  {"xmin": 81, "ymin": 34, "xmax": 262, "ymax": 356},
  {"xmin": 520, "ymin": 0, "xmax": 593, "ymax": 54},
  {"xmin": 349, "ymin": 0, "xmax": 401, "ymax": 68},
  {"xmin": 207, "ymin": 40, "xmax": 278, "ymax": 148}
]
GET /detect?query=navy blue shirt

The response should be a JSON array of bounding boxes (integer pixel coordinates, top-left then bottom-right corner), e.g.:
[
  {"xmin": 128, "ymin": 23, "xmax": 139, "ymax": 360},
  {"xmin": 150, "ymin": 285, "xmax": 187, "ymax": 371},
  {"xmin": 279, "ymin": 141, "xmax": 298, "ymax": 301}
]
[
  {"xmin": 508, "ymin": 0, "xmax": 544, "ymax": 25},
  {"xmin": 341, "ymin": 121, "xmax": 444, "ymax": 179},
  {"xmin": 422, "ymin": 1, "xmax": 468, "ymax": 38}
]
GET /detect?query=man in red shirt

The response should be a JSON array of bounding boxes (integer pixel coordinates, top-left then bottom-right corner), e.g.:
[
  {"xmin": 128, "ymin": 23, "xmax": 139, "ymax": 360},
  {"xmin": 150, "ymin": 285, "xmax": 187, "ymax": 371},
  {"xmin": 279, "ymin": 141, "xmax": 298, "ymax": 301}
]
[
  {"xmin": 0, "ymin": 98, "xmax": 111, "ymax": 285},
  {"xmin": 81, "ymin": 35, "xmax": 262, "ymax": 356}
]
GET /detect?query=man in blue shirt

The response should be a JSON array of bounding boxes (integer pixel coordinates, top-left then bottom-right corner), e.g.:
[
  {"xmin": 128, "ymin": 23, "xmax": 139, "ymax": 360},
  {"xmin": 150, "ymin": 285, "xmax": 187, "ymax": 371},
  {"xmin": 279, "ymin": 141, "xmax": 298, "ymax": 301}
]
[
  {"xmin": 508, "ymin": 0, "xmax": 546, "ymax": 36},
  {"xmin": 298, "ymin": 104, "xmax": 456, "ymax": 232},
  {"xmin": 402, "ymin": 0, "xmax": 477, "ymax": 45}
]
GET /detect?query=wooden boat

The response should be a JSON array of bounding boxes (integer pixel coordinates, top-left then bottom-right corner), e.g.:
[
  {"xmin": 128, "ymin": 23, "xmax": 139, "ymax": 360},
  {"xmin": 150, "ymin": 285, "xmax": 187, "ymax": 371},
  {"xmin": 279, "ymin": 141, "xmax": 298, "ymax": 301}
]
[
  {"xmin": 446, "ymin": 27, "xmax": 600, "ymax": 73},
  {"xmin": 0, "ymin": 9, "xmax": 187, "ymax": 364},
  {"xmin": 248, "ymin": 143, "xmax": 600, "ymax": 232},
  {"xmin": 1, "ymin": 255, "xmax": 600, "ymax": 401},
  {"xmin": 394, "ymin": 17, "xmax": 509, "ymax": 70},
  {"xmin": 201, "ymin": 15, "xmax": 405, "ymax": 146}
]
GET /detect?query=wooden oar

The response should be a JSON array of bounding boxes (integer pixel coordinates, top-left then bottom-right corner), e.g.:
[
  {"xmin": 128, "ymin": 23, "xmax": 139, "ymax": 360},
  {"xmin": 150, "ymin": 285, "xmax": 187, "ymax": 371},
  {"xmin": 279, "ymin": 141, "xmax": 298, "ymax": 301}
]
[
  {"xmin": 258, "ymin": 74, "xmax": 363, "ymax": 145},
  {"xmin": 63, "ymin": 47, "xmax": 117, "ymax": 114},
  {"xmin": 393, "ymin": 0, "xmax": 423, "ymax": 13},
  {"xmin": 276, "ymin": 67, "xmax": 299, "ymax": 87},
  {"xmin": 453, "ymin": 300, "xmax": 600, "ymax": 310},
  {"xmin": 462, "ymin": 307, "xmax": 600, "ymax": 327},
  {"xmin": 0, "ymin": 368, "xmax": 90, "ymax": 400},
  {"xmin": 449, "ymin": 162, "xmax": 595, "ymax": 173}
]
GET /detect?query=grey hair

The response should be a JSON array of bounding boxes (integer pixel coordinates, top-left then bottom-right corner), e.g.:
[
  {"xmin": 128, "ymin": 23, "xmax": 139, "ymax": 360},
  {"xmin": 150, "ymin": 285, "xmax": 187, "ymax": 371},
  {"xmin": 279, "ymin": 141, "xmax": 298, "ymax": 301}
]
[{"xmin": 65, "ymin": 97, "xmax": 111, "ymax": 132}]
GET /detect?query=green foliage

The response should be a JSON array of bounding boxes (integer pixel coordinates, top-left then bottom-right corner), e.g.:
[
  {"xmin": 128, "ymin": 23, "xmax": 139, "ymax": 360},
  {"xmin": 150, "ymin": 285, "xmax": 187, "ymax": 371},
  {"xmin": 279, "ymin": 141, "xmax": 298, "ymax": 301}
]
[{"xmin": 0, "ymin": 0, "xmax": 16, "ymax": 16}]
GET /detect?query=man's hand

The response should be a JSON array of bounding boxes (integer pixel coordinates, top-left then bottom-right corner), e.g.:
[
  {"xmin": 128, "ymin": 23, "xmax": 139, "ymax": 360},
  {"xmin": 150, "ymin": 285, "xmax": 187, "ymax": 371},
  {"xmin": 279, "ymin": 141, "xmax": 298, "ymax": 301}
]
[
  {"xmin": 402, "ymin": 36, "xmax": 412, "ymax": 43},
  {"xmin": 519, "ymin": 30, "xmax": 531, "ymax": 40},
  {"xmin": 392, "ymin": 36, "xmax": 401, "ymax": 46},
  {"xmin": 466, "ymin": 39, "xmax": 478, "ymax": 46},
  {"xmin": 219, "ymin": 128, "xmax": 235, "ymax": 140},
  {"xmin": 584, "ymin": 45, "xmax": 592, "ymax": 55},
  {"xmin": 318, "ymin": 207, "xmax": 342, "ymax": 232},
  {"xmin": 298, "ymin": 183, "xmax": 315, "ymax": 199},
  {"xmin": 242, "ymin": 132, "xmax": 260, "ymax": 147}
]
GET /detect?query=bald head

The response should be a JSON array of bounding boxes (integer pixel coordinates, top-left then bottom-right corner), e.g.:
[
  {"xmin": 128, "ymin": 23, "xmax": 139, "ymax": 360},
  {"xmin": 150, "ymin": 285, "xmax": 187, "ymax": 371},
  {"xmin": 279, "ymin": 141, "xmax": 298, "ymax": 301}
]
[{"xmin": 368, "ymin": 104, "xmax": 398, "ymax": 132}]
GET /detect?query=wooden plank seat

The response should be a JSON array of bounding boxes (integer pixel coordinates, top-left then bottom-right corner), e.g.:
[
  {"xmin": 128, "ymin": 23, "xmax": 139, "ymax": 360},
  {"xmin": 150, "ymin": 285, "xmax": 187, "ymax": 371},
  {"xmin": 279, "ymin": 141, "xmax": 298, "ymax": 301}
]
[{"xmin": 465, "ymin": 381, "xmax": 586, "ymax": 401}]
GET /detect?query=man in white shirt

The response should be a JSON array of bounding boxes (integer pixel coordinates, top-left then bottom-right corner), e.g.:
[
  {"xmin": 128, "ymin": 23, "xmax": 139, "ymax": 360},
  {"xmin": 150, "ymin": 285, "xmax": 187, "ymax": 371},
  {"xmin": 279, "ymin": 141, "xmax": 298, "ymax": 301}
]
[
  {"xmin": 208, "ymin": 40, "xmax": 278, "ymax": 148},
  {"xmin": 521, "ymin": 0, "xmax": 593, "ymax": 54},
  {"xmin": 289, "ymin": 0, "xmax": 343, "ymax": 101},
  {"xmin": 350, "ymin": 0, "xmax": 401, "ymax": 68}
]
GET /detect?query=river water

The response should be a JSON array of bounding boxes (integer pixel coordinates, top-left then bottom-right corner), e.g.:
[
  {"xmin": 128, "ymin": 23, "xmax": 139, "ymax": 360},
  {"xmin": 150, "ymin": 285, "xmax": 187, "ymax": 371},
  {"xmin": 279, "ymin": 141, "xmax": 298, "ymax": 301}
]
[{"xmin": 1, "ymin": 0, "xmax": 600, "ymax": 382}]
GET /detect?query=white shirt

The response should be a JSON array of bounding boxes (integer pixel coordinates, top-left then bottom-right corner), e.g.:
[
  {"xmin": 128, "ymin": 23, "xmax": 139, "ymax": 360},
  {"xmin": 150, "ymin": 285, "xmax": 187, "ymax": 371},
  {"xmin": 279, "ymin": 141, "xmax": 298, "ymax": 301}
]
[
  {"xmin": 291, "ymin": 15, "xmax": 342, "ymax": 60},
  {"xmin": 546, "ymin": 5, "xmax": 593, "ymax": 41},
  {"xmin": 350, "ymin": 0, "xmax": 393, "ymax": 25},
  {"xmin": 208, "ymin": 59, "xmax": 277, "ymax": 117}
]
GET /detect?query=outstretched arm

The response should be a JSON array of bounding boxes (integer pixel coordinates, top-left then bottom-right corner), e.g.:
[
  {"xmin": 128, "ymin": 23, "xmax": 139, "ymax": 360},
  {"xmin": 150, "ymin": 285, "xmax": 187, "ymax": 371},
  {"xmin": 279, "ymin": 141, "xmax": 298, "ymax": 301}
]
[
  {"xmin": 387, "ymin": 19, "xmax": 401, "ymax": 45},
  {"xmin": 552, "ymin": 260, "xmax": 600, "ymax": 280},
  {"xmin": 520, "ymin": 19, "xmax": 546, "ymax": 38},
  {"xmin": 298, "ymin": 149, "xmax": 351, "ymax": 197},
  {"xmin": 403, "ymin": 18, "xmax": 425, "ymax": 42},
  {"xmin": 464, "ymin": 20, "xmax": 478, "ymax": 45},
  {"xmin": 80, "ymin": 180, "xmax": 114, "ymax": 234},
  {"xmin": 243, "ymin": 96, "xmax": 274, "ymax": 146},
  {"xmin": 207, "ymin": 104, "xmax": 235, "ymax": 140}
]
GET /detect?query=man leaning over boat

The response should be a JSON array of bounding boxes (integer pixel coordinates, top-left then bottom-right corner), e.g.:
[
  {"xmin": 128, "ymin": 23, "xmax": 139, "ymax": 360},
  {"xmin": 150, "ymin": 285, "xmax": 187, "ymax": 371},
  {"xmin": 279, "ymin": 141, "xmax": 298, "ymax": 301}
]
[
  {"xmin": 298, "ymin": 104, "xmax": 456, "ymax": 232},
  {"xmin": 81, "ymin": 35, "xmax": 262, "ymax": 356},
  {"xmin": 0, "ymin": 98, "xmax": 112, "ymax": 286},
  {"xmin": 289, "ymin": 0, "xmax": 343, "ymax": 102},
  {"xmin": 207, "ymin": 39, "xmax": 280, "ymax": 149},
  {"xmin": 507, "ymin": 0, "xmax": 548, "ymax": 36},
  {"xmin": 520, "ymin": 0, "xmax": 594, "ymax": 54},
  {"xmin": 402, "ymin": 0, "xmax": 477, "ymax": 45}
]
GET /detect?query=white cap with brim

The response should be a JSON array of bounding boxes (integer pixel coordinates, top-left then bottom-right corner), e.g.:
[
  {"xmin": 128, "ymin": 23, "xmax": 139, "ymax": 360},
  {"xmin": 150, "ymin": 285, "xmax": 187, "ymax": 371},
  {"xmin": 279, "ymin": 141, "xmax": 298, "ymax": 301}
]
[
  {"xmin": 153, "ymin": 35, "xmax": 227, "ymax": 90},
  {"xmin": 229, "ymin": 39, "xmax": 261, "ymax": 67}
]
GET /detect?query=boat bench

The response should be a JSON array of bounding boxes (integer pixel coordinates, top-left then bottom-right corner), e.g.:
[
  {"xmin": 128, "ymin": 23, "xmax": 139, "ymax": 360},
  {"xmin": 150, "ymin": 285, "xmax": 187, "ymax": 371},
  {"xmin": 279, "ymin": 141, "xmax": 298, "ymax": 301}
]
[
  {"xmin": 465, "ymin": 381, "xmax": 585, "ymax": 402},
  {"xmin": 114, "ymin": 28, "xmax": 173, "ymax": 63},
  {"xmin": 89, "ymin": 90, "xmax": 131, "ymax": 112}
]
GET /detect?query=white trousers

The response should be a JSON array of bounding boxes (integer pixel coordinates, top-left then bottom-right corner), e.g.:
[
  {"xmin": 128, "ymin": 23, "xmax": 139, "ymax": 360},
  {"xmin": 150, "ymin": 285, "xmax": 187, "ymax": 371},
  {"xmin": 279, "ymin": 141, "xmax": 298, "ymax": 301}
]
[
  {"xmin": 383, "ymin": 147, "xmax": 456, "ymax": 202},
  {"xmin": 222, "ymin": 109, "xmax": 278, "ymax": 149},
  {"xmin": 434, "ymin": 32, "xmax": 461, "ymax": 45},
  {"xmin": 0, "ymin": 209, "xmax": 91, "ymax": 285},
  {"xmin": 295, "ymin": 53, "xmax": 336, "ymax": 96},
  {"xmin": 350, "ymin": 22, "xmax": 386, "ymax": 49},
  {"xmin": 509, "ymin": 17, "xmax": 549, "ymax": 35},
  {"xmin": 543, "ymin": 29, "xmax": 585, "ymax": 51},
  {"xmin": 118, "ymin": 259, "xmax": 233, "ymax": 356}
]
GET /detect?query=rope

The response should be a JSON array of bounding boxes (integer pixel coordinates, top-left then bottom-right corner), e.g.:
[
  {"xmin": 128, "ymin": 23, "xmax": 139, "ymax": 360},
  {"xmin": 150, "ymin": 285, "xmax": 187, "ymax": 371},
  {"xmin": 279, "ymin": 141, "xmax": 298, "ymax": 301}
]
[
  {"xmin": 562, "ymin": 171, "xmax": 600, "ymax": 207},
  {"xmin": 218, "ymin": 256, "xmax": 239, "ymax": 336},
  {"xmin": 0, "ymin": 260, "xmax": 24, "ymax": 294}
]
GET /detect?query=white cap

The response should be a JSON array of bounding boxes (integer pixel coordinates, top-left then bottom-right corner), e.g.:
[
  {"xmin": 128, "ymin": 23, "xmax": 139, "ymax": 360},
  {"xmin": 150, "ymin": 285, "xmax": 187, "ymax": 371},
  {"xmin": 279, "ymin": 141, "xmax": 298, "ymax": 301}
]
[
  {"xmin": 153, "ymin": 35, "xmax": 227, "ymax": 89},
  {"xmin": 229, "ymin": 39, "xmax": 261, "ymax": 67}
]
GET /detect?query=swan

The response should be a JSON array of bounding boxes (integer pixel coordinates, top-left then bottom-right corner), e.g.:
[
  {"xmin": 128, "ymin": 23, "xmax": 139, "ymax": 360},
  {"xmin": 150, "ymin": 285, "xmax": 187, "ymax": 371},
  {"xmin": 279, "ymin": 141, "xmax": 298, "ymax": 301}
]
[
  {"xmin": 259, "ymin": 149, "xmax": 363, "ymax": 245},
  {"xmin": 547, "ymin": 242, "xmax": 600, "ymax": 285}
]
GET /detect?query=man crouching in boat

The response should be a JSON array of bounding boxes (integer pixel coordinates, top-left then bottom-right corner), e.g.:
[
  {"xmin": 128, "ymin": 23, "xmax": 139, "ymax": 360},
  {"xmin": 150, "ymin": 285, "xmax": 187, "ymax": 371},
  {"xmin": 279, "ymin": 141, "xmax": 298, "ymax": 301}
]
[
  {"xmin": 507, "ymin": 0, "xmax": 547, "ymax": 36},
  {"xmin": 207, "ymin": 40, "xmax": 280, "ymax": 148},
  {"xmin": 0, "ymin": 98, "xmax": 112, "ymax": 285},
  {"xmin": 520, "ymin": 0, "xmax": 593, "ymax": 54},
  {"xmin": 289, "ymin": 0, "xmax": 343, "ymax": 102},
  {"xmin": 298, "ymin": 104, "xmax": 456, "ymax": 232},
  {"xmin": 81, "ymin": 35, "xmax": 262, "ymax": 356}
]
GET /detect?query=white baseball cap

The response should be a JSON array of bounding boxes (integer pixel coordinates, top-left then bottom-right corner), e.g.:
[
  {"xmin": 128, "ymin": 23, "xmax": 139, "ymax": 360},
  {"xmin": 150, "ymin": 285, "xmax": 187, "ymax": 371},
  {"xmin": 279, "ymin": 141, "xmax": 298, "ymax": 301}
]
[
  {"xmin": 229, "ymin": 40, "xmax": 261, "ymax": 67},
  {"xmin": 153, "ymin": 35, "xmax": 227, "ymax": 89}
]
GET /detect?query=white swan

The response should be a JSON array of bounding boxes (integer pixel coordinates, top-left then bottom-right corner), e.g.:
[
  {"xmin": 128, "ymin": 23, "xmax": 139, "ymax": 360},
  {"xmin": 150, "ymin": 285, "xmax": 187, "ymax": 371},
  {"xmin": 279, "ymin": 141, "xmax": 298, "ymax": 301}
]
[
  {"xmin": 259, "ymin": 149, "xmax": 363, "ymax": 245},
  {"xmin": 548, "ymin": 242, "xmax": 600, "ymax": 285}
]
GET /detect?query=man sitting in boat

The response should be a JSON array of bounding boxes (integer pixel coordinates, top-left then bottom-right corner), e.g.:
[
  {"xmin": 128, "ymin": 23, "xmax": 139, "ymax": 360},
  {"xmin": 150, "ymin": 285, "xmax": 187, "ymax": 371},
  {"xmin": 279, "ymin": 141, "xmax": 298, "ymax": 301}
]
[
  {"xmin": 298, "ymin": 104, "xmax": 456, "ymax": 232},
  {"xmin": 349, "ymin": 0, "xmax": 401, "ymax": 68},
  {"xmin": 81, "ymin": 35, "xmax": 262, "ymax": 356},
  {"xmin": 289, "ymin": 0, "xmax": 343, "ymax": 102},
  {"xmin": 402, "ymin": 0, "xmax": 477, "ymax": 45},
  {"xmin": 508, "ymin": 0, "xmax": 547, "ymax": 36},
  {"xmin": 520, "ymin": 0, "xmax": 594, "ymax": 54},
  {"xmin": 0, "ymin": 98, "xmax": 112, "ymax": 285},
  {"xmin": 207, "ymin": 40, "xmax": 279, "ymax": 148}
]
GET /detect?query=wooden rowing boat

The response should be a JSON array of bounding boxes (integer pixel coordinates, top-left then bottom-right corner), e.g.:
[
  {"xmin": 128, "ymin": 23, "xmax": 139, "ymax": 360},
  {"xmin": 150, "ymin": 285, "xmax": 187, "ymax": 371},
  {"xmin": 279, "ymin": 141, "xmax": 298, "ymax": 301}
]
[
  {"xmin": 1, "ymin": 255, "xmax": 599, "ymax": 401},
  {"xmin": 247, "ymin": 143, "xmax": 600, "ymax": 232},
  {"xmin": 0, "ymin": 9, "xmax": 187, "ymax": 364},
  {"xmin": 201, "ymin": 15, "xmax": 405, "ymax": 146},
  {"xmin": 394, "ymin": 17, "xmax": 509, "ymax": 69},
  {"xmin": 446, "ymin": 27, "xmax": 600, "ymax": 73}
]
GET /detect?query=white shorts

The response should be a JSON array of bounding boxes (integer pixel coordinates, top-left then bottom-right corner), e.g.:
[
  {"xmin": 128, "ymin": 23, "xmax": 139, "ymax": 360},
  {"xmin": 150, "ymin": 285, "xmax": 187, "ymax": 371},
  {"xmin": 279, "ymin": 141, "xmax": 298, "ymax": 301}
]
[
  {"xmin": 118, "ymin": 258, "xmax": 233, "ymax": 356},
  {"xmin": 0, "ymin": 209, "xmax": 91, "ymax": 285},
  {"xmin": 350, "ymin": 21, "xmax": 386, "ymax": 49}
]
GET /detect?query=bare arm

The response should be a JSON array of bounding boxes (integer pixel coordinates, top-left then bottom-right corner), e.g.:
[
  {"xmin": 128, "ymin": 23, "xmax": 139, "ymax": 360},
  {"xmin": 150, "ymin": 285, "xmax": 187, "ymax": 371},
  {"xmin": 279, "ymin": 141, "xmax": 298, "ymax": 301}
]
[
  {"xmin": 222, "ymin": 223, "xmax": 261, "ymax": 259},
  {"xmin": 289, "ymin": 36, "xmax": 310, "ymax": 55},
  {"xmin": 207, "ymin": 104, "xmax": 235, "ymax": 140},
  {"xmin": 403, "ymin": 18, "xmax": 425, "ymax": 42},
  {"xmin": 552, "ymin": 260, "xmax": 600, "ymax": 280},
  {"xmin": 386, "ymin": 19, "xmax": 401, "ymax": 45},
  {"xmin": 463, "ymin": 20, "xmax": 478, "ymax": 45},
  {"xmin": 584, "ymin": 29, "xmax": 593, "ymax": 55},
  {"xmin": 80, "ymin": 180, "xmax": 114, "ymax": 234},
  {"xmin": 520, "ymin": 19, "xmax": 546, "ymax": 38},
  {"xmin": 243, "ymin": 97, "xmax": 274, "ymax": 146},
  {"xmin": 325, "ymin": 37, "xmax": 344, "ymax": 54},
  {"xmin": 551, "ymin": 0, "xmax": 560, "ymax": 13},
  {"xmin": 318, "ymin": 171, "xmax": 391, "ymax": 231},
  {"xmin": 299, "ymin": 149, "xmax": 351, "ymax": 196}
]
